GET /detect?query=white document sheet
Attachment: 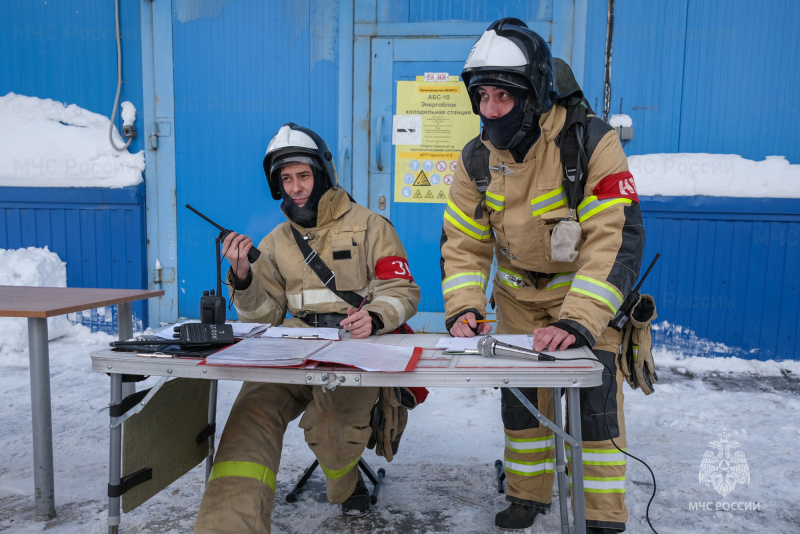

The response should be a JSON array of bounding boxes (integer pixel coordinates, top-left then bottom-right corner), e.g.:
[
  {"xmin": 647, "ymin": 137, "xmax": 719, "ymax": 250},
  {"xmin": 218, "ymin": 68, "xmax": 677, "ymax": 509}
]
[
  {"xmin": 434, "ymin": 335, "xmax": 533, "ymax": 352},
  {"xmin": 204, "ymin": 337, "xmax": 332, "ymax": 367},
  {"xmin": 310, "ymin": 341, "xmax": 417, "ymax": 372},
  {"xmin": 263, "ymin": 327, "xmax": 341, "ymax": 341}
]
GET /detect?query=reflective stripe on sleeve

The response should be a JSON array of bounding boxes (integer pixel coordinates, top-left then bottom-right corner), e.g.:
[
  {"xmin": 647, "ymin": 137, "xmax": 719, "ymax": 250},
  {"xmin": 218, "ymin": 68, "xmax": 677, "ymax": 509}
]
[
  {"xmin": 208, "ymin": 461, "xmax": 277, "ymax": 491},
  {"xmin": 319, "ymin": 456, "xmax": 361, "ymax": 480},
  {"xmin": 566, "ymin": 445, "xmax": 628, "ymax": 466},
  {"xmin": 531, "ymin": 186, "xmax": 567, "ymax": 217},
  {"xmin": 498, "ymin": 267, "xmax": 526, "ymax": 289},
  {"xmin": 504, "ymin": 457, "xmax": 556, "ymax": 477},
  {"xmin": 442, "ymin": 271, "xmax": 487, "ymax": 295},
  {"xmin": 485, "ymin": 191, "xmax": 505, "ymax": 212},
  {"xmin": 568, "ymin": 475, "xmax": 627, "ymax": 493},
  {"xmin": 577, "ymin": 195, "xmax": 632, "ymax": 222},
  {"xmin": 505, "ymin": 435, "xmax": 555, "ymax": 453},
  {"xmin": 444, "ymin": 199, "xmax": 492, "ymax": 240},
  {"xmin": 546, "ymin": 272, "xmax": 576, "ymax": 290},
  {"xmin": 569, "ymin": 275, "xmax": 624, "ymax": 313}
]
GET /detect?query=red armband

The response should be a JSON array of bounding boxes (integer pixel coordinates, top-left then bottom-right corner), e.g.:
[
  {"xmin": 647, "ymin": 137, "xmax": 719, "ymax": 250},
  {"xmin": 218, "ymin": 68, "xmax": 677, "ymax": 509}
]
[
  {"xmin": 375, "ymin": 256, "xmax": 414, "ymax": 281},
  {"xmin": 592, "ymin": 171, "xmax": 639, "ymax": 202}
]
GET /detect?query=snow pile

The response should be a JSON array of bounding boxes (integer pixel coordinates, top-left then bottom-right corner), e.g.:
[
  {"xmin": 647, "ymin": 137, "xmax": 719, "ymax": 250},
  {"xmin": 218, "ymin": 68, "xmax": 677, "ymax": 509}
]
[
  {"xmin": 629, "ymin": 153, "xmax": 800, "ymax": 198},
  {"xmin": 0, "ymin": 247, "xmax": 77, "ymax": 354},
  {"xmin": 609, "ymin": 113, "xmax": 633, "ymax": 128},
  {"xmin": 0, "ymin": 93, "xmax": 144, "ymax": 188}
]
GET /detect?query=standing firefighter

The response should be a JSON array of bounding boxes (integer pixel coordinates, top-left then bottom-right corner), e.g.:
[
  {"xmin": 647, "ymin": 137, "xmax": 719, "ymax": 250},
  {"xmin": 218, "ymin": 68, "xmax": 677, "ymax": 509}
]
[
  {"xmin": 195, "ymin": 123, "xmax": 421, "ymax": 533},
  {"xmin": 441, "ymin": 19, "xmax": 645, "ymax": 533}
]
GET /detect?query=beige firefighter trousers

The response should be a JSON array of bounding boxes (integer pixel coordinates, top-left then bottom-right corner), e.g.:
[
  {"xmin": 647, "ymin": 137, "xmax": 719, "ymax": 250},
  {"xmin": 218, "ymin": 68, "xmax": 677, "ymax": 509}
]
[
  {"xmin": 194, "ymin": 382, "xmax": 379, "ymax": 534},
  {"xmin": 495, "ymin": 283, "xmax": 628, "ymax": 527}
]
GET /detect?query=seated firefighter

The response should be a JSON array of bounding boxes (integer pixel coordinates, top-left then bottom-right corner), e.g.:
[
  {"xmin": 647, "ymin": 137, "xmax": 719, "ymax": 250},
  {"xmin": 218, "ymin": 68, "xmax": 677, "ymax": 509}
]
[{"xmin": 194, "ymin": 123, "xmax": 421, "ymax": 533}]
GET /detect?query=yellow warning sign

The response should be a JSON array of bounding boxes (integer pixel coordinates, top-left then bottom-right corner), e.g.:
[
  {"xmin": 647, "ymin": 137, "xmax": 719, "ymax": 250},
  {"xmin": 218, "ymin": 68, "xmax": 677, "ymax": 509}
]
[
  {"xmin": 413, "ymin": 170, "xmax": 430, "ymax": 186},
  {"xmin": 394, "ymin": 76, "xmax": 480, "ymax": 204}
]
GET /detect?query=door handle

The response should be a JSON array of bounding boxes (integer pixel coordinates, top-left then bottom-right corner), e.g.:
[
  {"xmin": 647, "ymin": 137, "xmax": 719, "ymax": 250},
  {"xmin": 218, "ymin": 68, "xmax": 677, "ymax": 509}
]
[{"xmin": 376, "ymin": 114, "xmax": 384, "ymax": 171}]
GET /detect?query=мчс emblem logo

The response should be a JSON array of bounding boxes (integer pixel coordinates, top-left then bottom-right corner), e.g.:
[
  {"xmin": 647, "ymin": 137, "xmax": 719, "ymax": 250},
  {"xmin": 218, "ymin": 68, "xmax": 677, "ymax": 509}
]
[{"xmin": 698, "ymin": 429, "xmax": 750, "ymax": 497}]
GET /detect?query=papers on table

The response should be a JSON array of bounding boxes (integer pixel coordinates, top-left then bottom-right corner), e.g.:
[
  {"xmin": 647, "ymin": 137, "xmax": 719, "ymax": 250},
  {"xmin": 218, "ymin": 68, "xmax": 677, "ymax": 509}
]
[
  {"xmin": 262, "ymin": 327, "xmax": 341, "ymax": 341},
  {"xmin": 156, "ymin": 320, "xmax": 269, "ymax": 339},
  {"xmin": 204, "ymin": 337, "xmax": 419, "ymax": 372},
  {"xmin": 434, "ymin": 334, "xmax": 533, "ymax": 353}
]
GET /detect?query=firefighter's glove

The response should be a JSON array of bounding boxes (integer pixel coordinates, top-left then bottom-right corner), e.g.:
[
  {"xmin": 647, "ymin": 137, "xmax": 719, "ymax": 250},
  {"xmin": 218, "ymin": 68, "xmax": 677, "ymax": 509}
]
[
  {"xmin": 620, "ymin": 294, "xmax": 658, "ymax": 395},
  {"xmin": 550, "ymin": 220, "xmax": 582, "ymax": 263},
  {"xmin": 366, "ymin": 387, "xmax": 416, "ymax": 462}
]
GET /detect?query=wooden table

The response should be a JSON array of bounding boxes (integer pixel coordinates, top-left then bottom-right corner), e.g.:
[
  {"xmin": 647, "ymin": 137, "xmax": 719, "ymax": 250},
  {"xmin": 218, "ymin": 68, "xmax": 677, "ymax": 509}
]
[{"xmin": 0, "ymin": 286, "xmax": 164, "ymax": 520}]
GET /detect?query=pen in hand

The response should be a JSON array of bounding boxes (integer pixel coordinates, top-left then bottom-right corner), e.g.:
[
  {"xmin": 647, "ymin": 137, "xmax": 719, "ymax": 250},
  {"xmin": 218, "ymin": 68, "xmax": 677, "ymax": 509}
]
[{"xmin": 462, "ymin": 319, "xmax": 497, "ymax": 324}]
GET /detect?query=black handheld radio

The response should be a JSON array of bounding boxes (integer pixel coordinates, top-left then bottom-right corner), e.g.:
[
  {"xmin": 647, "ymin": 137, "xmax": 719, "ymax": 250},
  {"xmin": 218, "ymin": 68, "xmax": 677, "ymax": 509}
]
[
  {"xmin": 609, "ymin": 253, "xmax": 661, "ymax": 331},
  {"xmin": 185, "ymin": 204, "xmax": 261, "ymax": 264}
]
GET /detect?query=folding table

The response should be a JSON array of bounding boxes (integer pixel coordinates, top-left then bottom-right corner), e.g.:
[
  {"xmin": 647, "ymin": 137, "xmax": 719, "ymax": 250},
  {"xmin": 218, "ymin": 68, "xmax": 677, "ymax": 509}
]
[{"xmin": 91, "ymin": 332, "xmax": 602, "ymax": 534}]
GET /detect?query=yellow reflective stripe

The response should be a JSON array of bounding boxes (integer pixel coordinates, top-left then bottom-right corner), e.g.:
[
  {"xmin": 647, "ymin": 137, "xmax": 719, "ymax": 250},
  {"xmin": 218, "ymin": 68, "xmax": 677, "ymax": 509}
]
[
  {"xmin": 319, "ymin": 455, "xmax": 361, "ymax": 480},
  {"xmin": 498, "ymin": 266, "xmax": 525, "ymax": 289},
  {"xmin": 485, "ymin": 191, "xmax": 505, "ymax": 211},
  {"xmin": 566, "ymin": 446, "xmax": 627, "ymax": 465},
  {"xmin": 570, "ymin": 275, "xmax": 624, "ymax": 313},
  {"xmin": 504, "ymin": 457, "xmax": 556, "ymax": 476},
  {"xmin": 633, "ymin": 345, "xmax": 639, "ymax": 359},
  {"xmin": 208, "ymin": 461, "xmax": 277, "ymax": 491},
  {"xmin": 568, "ymin": 475, "xmax": 627, "ymax": 493},
  {"xmin": 546, "ymin": 272, "xmax": 576, "ymax": 290},
  {"xmin": 442, "ymin": 271, "xmax": 487, "ymax": 294},
  {"xmin": 531, "ymin": 186, "xmax": 567, "ymax": 217},
  {"xmin": 444, "ymin": 199, "xmax": 491, "ymax": 240},
  {"xmin": 577, "ymin": 195, "xmax": 632, "ymax": 222},
  {"xmin": 505, "ymin": 435, "xmax": 555, "ymax": 453}
]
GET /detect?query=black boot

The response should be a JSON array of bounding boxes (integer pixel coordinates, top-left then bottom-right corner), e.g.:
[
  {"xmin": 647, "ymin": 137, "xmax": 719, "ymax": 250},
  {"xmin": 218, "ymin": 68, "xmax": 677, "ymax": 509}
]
[
  {"xmin": 341, "ymin": 471, "xmax": 371, "ymax": 516},
  {"xmin": 494, "ymin": 499, "xmax": 549, "ymax": 529}
]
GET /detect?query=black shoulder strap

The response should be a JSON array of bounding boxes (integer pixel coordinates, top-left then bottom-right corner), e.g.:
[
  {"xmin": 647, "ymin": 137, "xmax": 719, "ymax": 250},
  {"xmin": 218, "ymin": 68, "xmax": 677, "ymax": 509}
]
[
  {"xmin": 557, "ymin": 102, "xmax": 590, "ymax": 214},
  {"xmin": 462, "ymin": 135, "xmax": 491, "ymax": 219},
  {"xmin": 289, "ymin": 225, "xmax": 365, "ymax": 309}
]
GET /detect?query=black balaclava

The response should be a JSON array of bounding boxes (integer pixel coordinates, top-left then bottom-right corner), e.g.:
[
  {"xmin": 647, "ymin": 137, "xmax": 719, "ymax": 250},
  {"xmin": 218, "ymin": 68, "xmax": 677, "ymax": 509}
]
[
  {"xmin": 478, "ymin": 86, "xmax": 541, "ymax": 163},
  {"xmin": 279, "ymin": 167, "xmax": 330, "ymax": 228}
]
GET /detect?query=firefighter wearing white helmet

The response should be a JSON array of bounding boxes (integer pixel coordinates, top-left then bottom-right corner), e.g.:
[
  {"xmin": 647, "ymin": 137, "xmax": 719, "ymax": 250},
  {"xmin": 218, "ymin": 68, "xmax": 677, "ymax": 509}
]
[
  {"xmin": 195, "ymin": 123, "xmax": 421, "ymax": 533},
  {"xmin": 441, "ymin": 18, "xmax": 645, "ymax": 533}
]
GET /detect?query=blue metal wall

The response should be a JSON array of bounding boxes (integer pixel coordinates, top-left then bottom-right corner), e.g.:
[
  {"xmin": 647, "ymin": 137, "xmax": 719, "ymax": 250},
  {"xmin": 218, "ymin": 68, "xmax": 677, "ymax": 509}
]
[
  {"xmin": 583, "ymin": 0, "xmax": 800, "ymax": 163},
  {"xmin": 2, "ymin": 0, "xmax": 144, "ymax": 155},
  {"xmin": 639, "ymin": 196, "xmax": 800, "ymax": 360},
  {"xmin": 0, "ymin": 185, "xmax": 149, "ymax": 331},
  {"xmin": 172, "ymin": 0, "xmax": 341, "ymax": 320}
]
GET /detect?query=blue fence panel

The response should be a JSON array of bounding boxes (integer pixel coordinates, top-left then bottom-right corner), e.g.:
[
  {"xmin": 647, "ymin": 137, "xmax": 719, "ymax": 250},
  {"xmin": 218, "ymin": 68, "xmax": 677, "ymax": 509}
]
[
  {"xmin": 0, "ymin": 185, "xmax": 148, "ymax": 333},
  {"xmin": 639, "ymin": 196, "xmax": 799, "ymax": 361}
]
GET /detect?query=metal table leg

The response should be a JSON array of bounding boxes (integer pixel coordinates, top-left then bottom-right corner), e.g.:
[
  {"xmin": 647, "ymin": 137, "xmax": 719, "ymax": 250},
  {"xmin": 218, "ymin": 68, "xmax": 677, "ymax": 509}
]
[
  {"xmin": 108, "ymin": 373, "xmax": 123, "ymax": 533},
  {"xmin": 205, "ymin": 380, "xmax": 218, "ymax": 482},
  {"xmin": 27, "ymin": 317, "xmax": 56, "ymax": 520},
  {"xmin": 567, "ymin": 387, "xmax": 586, "ymax": 534},
  {"xmin": 117, "ymin": 303, "xmax": 135, "ymax": 399},
  {"xmin": 552, "ymin": 388, "xmax": 570, "ymax": 534}
]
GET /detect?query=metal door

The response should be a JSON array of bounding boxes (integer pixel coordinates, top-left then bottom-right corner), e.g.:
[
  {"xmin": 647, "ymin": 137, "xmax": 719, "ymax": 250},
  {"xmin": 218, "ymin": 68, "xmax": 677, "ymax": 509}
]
[{"xmin": 352, "ymin": 6, "xmax": 581, "ymax": 331}]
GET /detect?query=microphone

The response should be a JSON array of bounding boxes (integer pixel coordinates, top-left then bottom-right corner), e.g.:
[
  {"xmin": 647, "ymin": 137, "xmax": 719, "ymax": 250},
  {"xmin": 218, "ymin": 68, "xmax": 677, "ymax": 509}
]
[{"xmin": 477, "ymin": 336, "xmax": 556, "ymax": 362}]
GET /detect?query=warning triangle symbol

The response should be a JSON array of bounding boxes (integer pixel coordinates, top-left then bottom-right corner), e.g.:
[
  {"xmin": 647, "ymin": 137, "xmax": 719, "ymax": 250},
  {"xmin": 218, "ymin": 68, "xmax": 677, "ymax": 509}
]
[
  {"xmin": 437, "ymin": 190, "xmax": 446, "ymax": 199},
  {"xmin": 413, "ymin": 170, "xmax": 431, "ymax": 186},
  {"xmin": 425, "ymin": 190, "xmax": 434, "ymax": 198},
  {"xmin": 413, "ymin": 189, "xmax": 423, "ymax": 198}
]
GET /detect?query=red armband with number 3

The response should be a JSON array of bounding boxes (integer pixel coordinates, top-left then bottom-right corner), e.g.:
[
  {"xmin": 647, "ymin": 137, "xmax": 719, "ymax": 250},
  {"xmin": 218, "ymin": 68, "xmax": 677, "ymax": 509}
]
[{"xmin": 375, "ymin": 256, "xmax": 413, "ymax": 281}]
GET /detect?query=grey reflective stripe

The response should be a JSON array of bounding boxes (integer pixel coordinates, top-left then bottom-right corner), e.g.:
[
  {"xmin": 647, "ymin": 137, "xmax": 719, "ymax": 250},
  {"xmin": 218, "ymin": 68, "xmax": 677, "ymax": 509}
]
[
  {"xmin": 570, "ymin": 275, "xmax": 624, "ymax": 313},
  {"xmin": 531, "ymin": 186, "xmax": 567, "ymax": 217},
  {"xmin": 442, "ymin": 271, "xmax": 487, "ymax": 294},
  {"xmin": 546, "ymin": 272, "xmax": 576, "ymax": 290},
  {"xmin": 577, "ymin": 195, "xmax": 632, "ymax": 222},
  {"xmin": 444, "ymin": 199, "xmax": 491, "ymax": 240},
  {"xmin": 485, "ymin": 191, "xmax": 505, "ymax": 211}
]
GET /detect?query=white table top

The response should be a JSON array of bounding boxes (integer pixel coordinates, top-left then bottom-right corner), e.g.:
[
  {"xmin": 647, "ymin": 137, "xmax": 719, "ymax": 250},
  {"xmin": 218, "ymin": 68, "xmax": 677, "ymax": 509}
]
[{"xmin": 91, "ymin": 333, "xmax": 603, "ymax": 389}]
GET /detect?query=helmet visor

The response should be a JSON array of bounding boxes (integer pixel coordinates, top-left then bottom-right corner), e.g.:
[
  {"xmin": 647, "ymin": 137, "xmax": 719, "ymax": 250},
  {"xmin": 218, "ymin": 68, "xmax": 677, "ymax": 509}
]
[
  {"xmin": 269, "ymin": 154, "xmax": 322, "ymax": 177},
  {"xmin": 468, "ymin": 72, "xmax": 531, "ymax": 92}
]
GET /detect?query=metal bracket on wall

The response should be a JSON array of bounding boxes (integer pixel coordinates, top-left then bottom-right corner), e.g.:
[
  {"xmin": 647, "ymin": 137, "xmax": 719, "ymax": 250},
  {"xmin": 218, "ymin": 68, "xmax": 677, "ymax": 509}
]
[{"xmin": 148, "ymin": 121, "xmax": 172, "ymax": 151}]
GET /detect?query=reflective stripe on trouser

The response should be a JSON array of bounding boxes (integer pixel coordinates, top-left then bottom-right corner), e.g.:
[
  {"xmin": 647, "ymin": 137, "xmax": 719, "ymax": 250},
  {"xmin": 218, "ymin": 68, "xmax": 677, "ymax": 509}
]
[
  {"xmin": 494, "ymin": 282, "xmax": 628, "ymax": 525},
  {"xmin": 195, "ymin": 382, "xmax": 379, "ymax": 534}
]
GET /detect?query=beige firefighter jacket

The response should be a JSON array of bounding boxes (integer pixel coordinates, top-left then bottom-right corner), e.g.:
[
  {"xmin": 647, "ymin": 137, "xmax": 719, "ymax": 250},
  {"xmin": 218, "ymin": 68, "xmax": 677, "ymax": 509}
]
[
  {"xmin": 230, "ymin": 187, "xmax": 421, "ymax": 332},
  {"xmin": 441, "ymin": 104, "xmax": 645, "ymax": 346}
]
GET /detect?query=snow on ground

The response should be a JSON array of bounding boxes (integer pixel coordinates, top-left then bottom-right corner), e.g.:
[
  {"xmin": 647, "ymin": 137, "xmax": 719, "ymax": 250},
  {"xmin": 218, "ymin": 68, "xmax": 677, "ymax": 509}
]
[
  {"xmin": 1, "ymin": 328, "xmax": 799, "ymax": 533},
  {"xmin": 0, "ymin": 93, "xmax": 144, "ymax": 188}
]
